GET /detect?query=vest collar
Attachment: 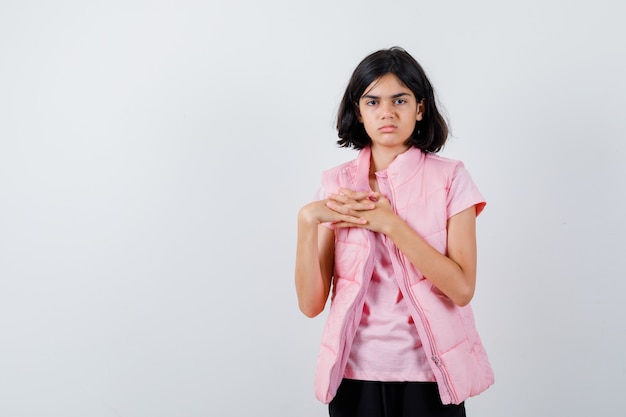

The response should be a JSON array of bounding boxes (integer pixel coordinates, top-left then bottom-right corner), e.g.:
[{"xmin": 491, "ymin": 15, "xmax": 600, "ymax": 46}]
[{"xmin": 352, "ymin": 146, "xmax": 425, "ymax": 189}]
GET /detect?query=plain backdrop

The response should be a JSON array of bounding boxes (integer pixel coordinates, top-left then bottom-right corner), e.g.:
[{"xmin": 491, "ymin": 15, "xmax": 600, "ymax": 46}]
[{"xmin": 1, "ymin": 1, "xmax": 625, "ymax": 416}]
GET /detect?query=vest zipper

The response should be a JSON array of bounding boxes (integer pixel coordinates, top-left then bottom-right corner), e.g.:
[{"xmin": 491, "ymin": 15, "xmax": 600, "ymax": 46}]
[
  {"xmin": 386, "ymin": 182, "xmax": 458, "ymax": 404},
  {"xmin": 392, "ymin": 244, "xmax": 458, "ymax": 404}
]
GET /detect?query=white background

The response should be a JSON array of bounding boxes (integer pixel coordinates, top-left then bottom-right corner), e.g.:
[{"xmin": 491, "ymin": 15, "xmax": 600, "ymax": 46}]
[{"xmin": 1, "ymin": 1, "xmax": 625, "ymax": 416}]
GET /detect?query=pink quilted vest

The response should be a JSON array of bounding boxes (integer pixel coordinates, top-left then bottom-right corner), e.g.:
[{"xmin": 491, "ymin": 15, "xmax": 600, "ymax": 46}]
[{"xmin": 314, "ymin": 146, "xmax": 494, "ymax": 405}]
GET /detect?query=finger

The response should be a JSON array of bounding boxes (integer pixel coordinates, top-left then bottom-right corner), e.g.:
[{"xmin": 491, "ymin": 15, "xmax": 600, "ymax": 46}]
[
  {"xmin": 327, "ymin": 194, "xmax": 375, "ymax": 209},
  {"xmin": 326, "ymin": 200, "xmax": 373, "ymax": 214},
  {"xmin": 327, "ymin": 193, "xmax": 352, "ymax": 204},
  {"xmin": 328, "ymin": 192, "xmax": 371, "ymax": 205},
  {"xmin": 335, "ymin": 212, "xmax": 367, "ymax": 224},
  {"xmin": 333, "ymin": 219, "xmax": 367, "ymax": 229},
  {"xmin": 338, "ymin": 188, "xmax": 373, "ymax": 201}
]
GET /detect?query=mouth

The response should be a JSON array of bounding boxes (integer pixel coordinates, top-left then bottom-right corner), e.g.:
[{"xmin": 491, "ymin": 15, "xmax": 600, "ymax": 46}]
[{"xmin": 378, "ymin": 125, "xmax": 397, "ymax": 133}]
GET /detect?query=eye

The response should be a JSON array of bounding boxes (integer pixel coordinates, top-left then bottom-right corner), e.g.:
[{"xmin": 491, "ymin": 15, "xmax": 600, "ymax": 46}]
[
  {"xmin": 365, "ymin": 99, "xmax": 378, "ymax": 106},
  {"xmin": 395, "ymin": 98, "xmax": 407, "ymax": 105}
]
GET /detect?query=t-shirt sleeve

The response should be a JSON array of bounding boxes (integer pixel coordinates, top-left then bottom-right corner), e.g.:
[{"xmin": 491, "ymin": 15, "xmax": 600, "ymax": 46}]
[
  {"xmin": 313, "ymin": 186, "xmax": 326, "ymax": 201},
  {"xmin": 446, "ymin": 163, "xmax": 486, "ymax": 219}
]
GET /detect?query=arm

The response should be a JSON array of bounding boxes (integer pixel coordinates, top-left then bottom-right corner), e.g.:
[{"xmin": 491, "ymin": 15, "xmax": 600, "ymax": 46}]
[
  {"xmin": 327, "ymin": 188, "xmax": 478, "ymax": 307},
  {"xmin": 295, "ymin": 218, "xmax": 334, "ymax": 318},
  {"xmin": 294, "ymin": 198, "xmax": 371, "ymax": 317},
  {"xmin": 385, "ymin": 206, "xmax": 477, "ymax": 307}
]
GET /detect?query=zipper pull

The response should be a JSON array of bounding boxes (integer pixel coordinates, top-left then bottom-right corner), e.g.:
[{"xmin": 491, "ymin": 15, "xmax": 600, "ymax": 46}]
[{"xmin": 432, "ymin": 356, "xmax": 442, "ymax": 367}]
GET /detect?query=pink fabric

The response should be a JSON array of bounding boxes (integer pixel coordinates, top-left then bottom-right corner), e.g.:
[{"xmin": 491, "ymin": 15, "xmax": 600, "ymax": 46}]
[
  {"xmin": 313, "ymin": 146, "xmax": 494, "ymax": 405},
  {"xmin": 345, "ymin": 232, "xmax": 436, "ymax": 382},
  {"xmin": 345, "ymin": 171, "xmax": 435, "ymax": 382}
]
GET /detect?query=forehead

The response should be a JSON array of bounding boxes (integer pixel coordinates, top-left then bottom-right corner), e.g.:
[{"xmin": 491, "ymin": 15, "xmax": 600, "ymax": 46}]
[{"xmin": 361, "ymin": 73, "xmax": 413, "ymax": 97}]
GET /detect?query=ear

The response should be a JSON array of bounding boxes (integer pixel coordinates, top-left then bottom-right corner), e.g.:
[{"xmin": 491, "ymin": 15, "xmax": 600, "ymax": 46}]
[
  {"xmin": 416, "ymin": 99, "xmax": 425, "ymax": 121},
  {"xmin": 355, "ymin": 103, "xmax": 363, "ymax": 123}
]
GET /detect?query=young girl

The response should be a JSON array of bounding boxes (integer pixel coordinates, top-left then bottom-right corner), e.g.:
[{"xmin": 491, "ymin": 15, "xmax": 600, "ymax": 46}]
[{"xmin": 295, "ymin": 47, "xmax": 494, "ymax": 417}]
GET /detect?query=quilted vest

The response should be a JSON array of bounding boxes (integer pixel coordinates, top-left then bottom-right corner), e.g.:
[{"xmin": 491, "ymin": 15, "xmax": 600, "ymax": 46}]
[{"xmin": 314, "ymin": 146, "xmax": 494, "ymax": 405}]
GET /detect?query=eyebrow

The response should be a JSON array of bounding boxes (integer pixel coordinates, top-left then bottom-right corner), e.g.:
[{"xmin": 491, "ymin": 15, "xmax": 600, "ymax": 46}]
[{"xmin": 361, "ymin": 92, "xmax": 412, "ymax": 100}]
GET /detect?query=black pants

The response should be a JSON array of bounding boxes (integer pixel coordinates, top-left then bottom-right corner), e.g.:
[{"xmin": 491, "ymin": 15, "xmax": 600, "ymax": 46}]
[{"xmin": 329, "ymin": 379, "xmax": 466, "ymax": 417}]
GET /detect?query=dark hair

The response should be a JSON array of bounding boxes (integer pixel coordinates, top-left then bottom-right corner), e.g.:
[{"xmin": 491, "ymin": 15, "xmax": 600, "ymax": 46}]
[{"xmin": 337, "ymin": 47, "xmax": 448, "ymax": 152}]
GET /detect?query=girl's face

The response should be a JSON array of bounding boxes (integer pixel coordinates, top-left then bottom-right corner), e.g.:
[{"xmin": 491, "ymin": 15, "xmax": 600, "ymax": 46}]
[{"xmin": 357, "ymin": 73, "xmax": 424, "ymax": 153}]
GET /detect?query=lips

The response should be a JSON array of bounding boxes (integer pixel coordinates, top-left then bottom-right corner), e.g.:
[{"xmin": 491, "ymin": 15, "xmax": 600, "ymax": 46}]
[{"xmin": 379, "ymin": 124, "xmax": 397, "ymax": 133}]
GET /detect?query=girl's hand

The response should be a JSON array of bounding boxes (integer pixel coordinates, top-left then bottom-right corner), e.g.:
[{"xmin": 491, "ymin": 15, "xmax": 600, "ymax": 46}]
[
  {"xmin": 298, "ymin": 195, "xmax": 368, "ymax": 227},
  {"xmin": 326, "ymin": 188, "xmax": 397, "ymax": 234}
]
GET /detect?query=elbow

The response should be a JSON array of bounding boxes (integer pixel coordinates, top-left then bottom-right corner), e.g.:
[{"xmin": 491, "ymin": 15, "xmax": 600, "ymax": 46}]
[
  {"xmin": 301, "ymin": 309, "xmax": 322, "ymax": 318},
  {"xmin": 454, "ymin": 295, "xmax": 472, "ymax": 308},
  {"xmin": 451, "ymin": 284, "xmax": 475, "ymax": 307},
  {"xmin": 450, "ymin": 270, "xmax": 476, "ymax": 307},
  {"xmin": 299, "ymin": 301, "xmax": 324, "ymax": 318}
]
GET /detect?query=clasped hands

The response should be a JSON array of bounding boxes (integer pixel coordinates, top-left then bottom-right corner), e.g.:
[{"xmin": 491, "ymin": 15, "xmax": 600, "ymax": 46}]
[{"xmin": 311, "ymin": 187, "xmax": 397, "ymax": 234}]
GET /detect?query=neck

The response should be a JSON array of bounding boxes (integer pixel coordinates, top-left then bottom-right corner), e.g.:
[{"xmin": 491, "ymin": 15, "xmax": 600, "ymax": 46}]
[{"xmin": 369, "ymin": 144, "xmax": 409, "ymax": 173}]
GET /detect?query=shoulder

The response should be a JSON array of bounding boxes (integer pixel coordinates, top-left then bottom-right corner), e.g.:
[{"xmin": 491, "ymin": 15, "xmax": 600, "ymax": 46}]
[
  {"xmin": 428, "ymin": 154, "xmax": 485, "ymax": 216},
  {"xmin": 322, "ymin": 158, "xmax": 357, "ymax": 176},
  {"xmin": 422, "ymin": 152, "xmax": 466, "ymax": 183},
  {"xmin": 423, "ymin": 152, "xmax": 465, "ymax": 170},
  {"xmin": 321, "ymin": 157, "xmax": 358, "ymax": 186}
]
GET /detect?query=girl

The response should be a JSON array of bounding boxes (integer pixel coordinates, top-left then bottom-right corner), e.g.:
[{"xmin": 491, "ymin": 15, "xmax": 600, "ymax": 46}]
[{"xmin": 295, "ymin": 47, "xmax": 493, "ymax": 417}]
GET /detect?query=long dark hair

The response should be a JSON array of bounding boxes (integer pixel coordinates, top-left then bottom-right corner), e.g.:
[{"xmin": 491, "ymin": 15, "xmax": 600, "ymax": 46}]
[{"xmin": 337, "ymin": 47, "xmax": 448, "ymax": 152}]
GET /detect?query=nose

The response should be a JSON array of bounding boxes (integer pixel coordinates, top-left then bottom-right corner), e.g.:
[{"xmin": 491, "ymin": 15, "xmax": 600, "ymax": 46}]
[{"xmin": 380, "ymin": 101, "xmax": 395, "ymax": 119}]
